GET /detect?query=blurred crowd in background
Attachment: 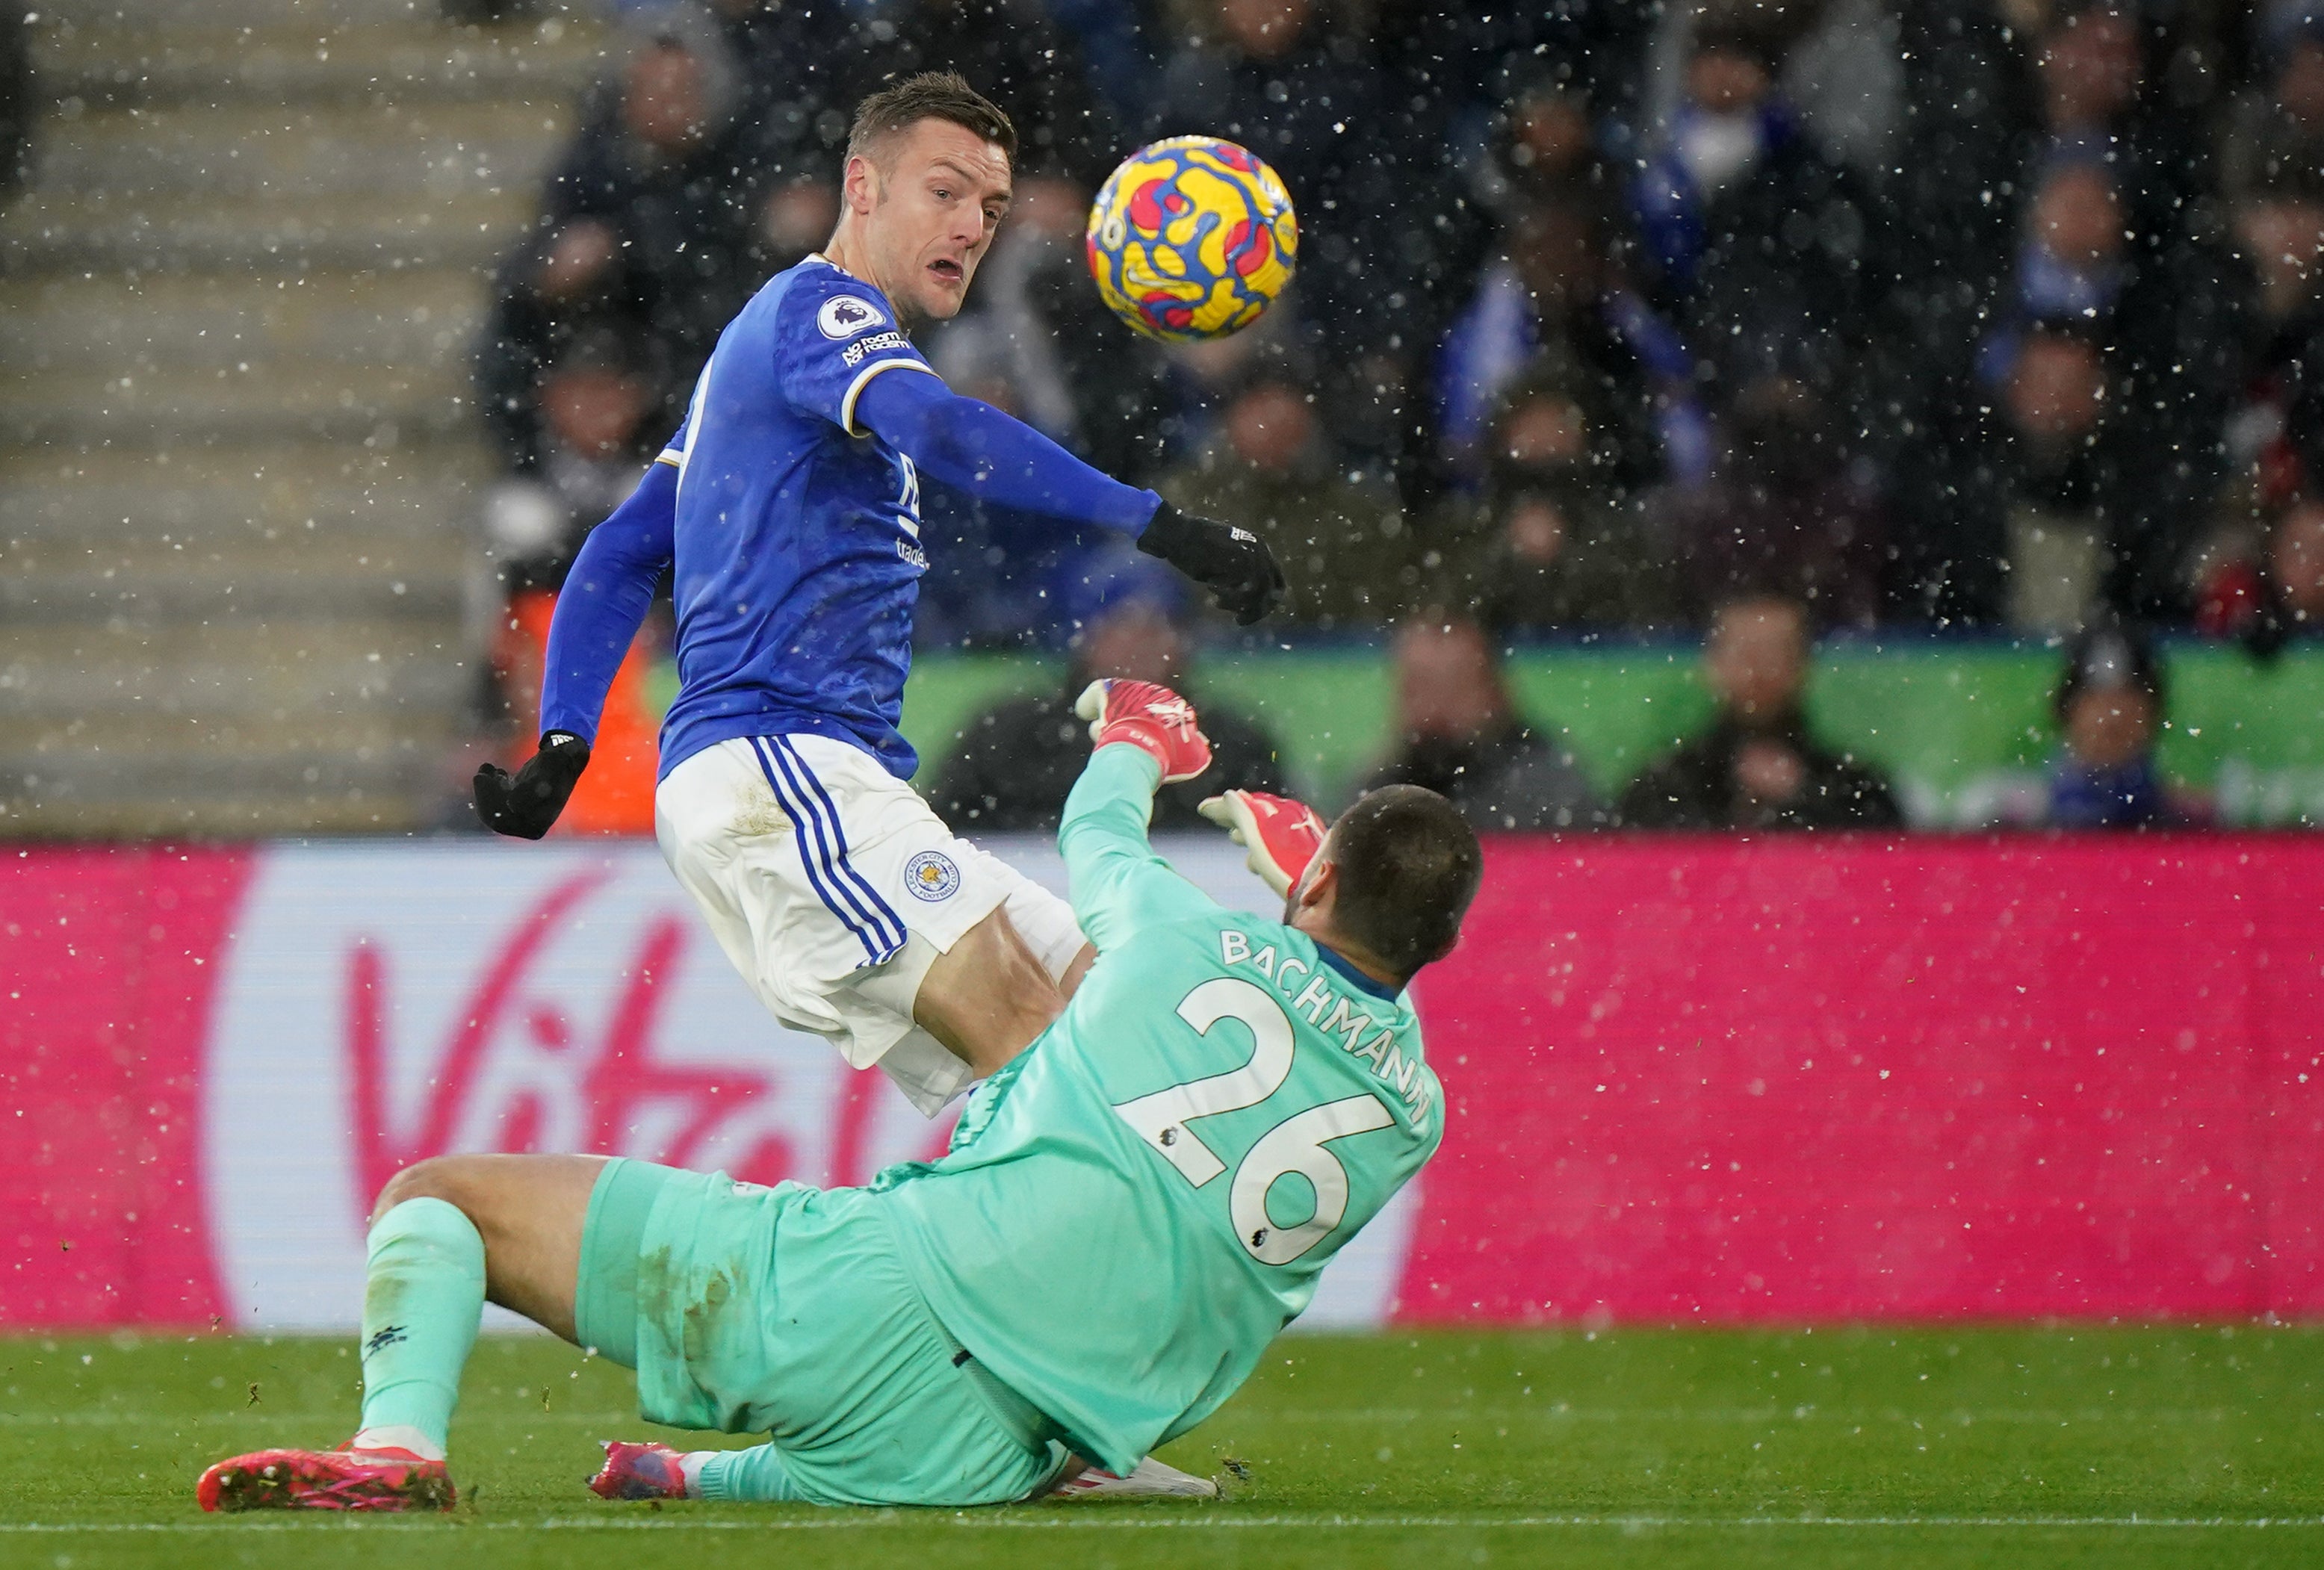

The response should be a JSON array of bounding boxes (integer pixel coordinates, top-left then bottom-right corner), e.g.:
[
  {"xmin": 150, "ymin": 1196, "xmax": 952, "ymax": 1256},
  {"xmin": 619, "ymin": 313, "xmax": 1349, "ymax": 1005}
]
[{"xmin": 463, "ymin": 0, "xmax": 2324, "ymax": 833}]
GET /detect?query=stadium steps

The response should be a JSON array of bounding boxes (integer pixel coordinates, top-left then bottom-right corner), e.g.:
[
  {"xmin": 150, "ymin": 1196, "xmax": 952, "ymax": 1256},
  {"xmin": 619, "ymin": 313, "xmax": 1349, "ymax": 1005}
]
[{"xmin": 1, "ymin": 0, "xmax": 610, "ymax": 836}]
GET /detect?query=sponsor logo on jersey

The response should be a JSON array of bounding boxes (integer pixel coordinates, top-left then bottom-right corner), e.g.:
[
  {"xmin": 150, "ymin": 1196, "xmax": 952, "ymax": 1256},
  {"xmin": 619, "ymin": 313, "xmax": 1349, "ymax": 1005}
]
[
  {"xmin": 841, "ymin": 330, "xmax": 911, "ymax": 367},
  {"xmin": 904, "ymin": 849, "xmax": 961, "ymax": 902},
  {"xmin": 817, "ymin": 294, "xmax": 886, "ymax": 339}
]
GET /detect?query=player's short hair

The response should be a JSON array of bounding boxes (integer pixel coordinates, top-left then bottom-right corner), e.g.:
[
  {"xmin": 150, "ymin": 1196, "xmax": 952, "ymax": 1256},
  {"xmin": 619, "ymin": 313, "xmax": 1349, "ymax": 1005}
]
[
  {"xmin": 1324, "ymin": 785, "xmax": 1483, "ymax": 979},
  {"xmin": 847, "ymin": 71, "xmax": 1017, "ymax": 170}
]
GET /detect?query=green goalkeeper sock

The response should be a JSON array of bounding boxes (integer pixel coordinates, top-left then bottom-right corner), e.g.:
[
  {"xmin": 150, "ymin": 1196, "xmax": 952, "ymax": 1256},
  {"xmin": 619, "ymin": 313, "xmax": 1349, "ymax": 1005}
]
[
  {"xmin": 353, "ymin": 1197, "xmax": 486, "ymax": 1458},
  {"xmin": 692, "ymin": 1444, "xmax": 809, "ymax": 1502}
]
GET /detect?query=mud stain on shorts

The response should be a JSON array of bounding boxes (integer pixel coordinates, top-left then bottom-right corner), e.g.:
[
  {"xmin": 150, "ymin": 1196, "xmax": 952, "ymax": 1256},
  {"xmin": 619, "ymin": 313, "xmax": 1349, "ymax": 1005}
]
[
  {"xmin": 681, "ymin": 1270, "xmax": 736, "ymax": 1368},
  {"xmin": 634, "ymin": 1245, "xmax": 677, "ymax": 1342},
  {"xmin": 734, "ymin": 784, "xmax": 793, "ymax": 841}
]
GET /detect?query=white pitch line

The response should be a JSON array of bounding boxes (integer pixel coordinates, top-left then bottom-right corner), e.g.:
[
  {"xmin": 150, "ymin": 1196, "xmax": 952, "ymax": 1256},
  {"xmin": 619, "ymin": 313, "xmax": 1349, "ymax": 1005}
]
[{"xmin": 1, "ymin": 1515, "xmax": 2318, "ymax": 1533}]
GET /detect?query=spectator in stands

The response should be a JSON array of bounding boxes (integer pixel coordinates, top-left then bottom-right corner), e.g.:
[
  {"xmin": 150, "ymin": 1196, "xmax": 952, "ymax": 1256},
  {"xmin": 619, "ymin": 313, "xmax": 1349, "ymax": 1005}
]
[
  {"xmin": 928, "ymin": 552, "xmax": 1283, "ymax": 833},
  {"xmin": 1467, "ymin": 76, "xmax": 1616, "ymax": 229},
  {"xmin": 1144, "ymin": 0, "xmax": 1459, "ymax": 499},
  {"xmin": 2196, "ymin": 497, "xmax": 2324, "ymax": 657},
  {"xmin": 479, "ymin": 329, "xmax": 666, "ymax": 594},
  {"xmin": 2027, "ymin": 0, "xmax": 2208, "ymax": 241},
  {"xmin": 2017, "ymin": 152, "xmax": 2133, "ymax": 322},
  {"xmin": 1046, "ymin": 0, "xmax": 1169, "ymax": 131},
  {"xmin": 1995, "ymin": 150, "xmax": 2243, "ymax": 443},
  {"xmin": 1413, "ymin": 60, "xmax": 1652, "ymax": 510},
  {"xmin": 846, "ymin": 0, "xmax": 1117, "ymax": 187},
  {"xmin": 713, "ymin": 0, "xmax": 855, "ymax": 198},
  {"xmin": 1882, "ymin": 1, "xmax": 2235, "ymax": 626},
  {"xmin": 1434, "ymin": 191, "xmax": 1685, "ymax": 492},
  {"xmin": 1389, "ymin": 5, "xmax": 1652, "ymax": 191},
  {"xmin": 2273, "ymin": 502, "xmax": 2324, "ymax": 635},
  {"xmin": 1156, "ymin": 373, "xmax": 1405, "ymax": 628},
  {"xmin": 2041, "ymin": 622, "xmax": 2187, "ymax": 829},
  {"xmin": 1629, "ymin": 6, "xmax": 1881, "ymax": 400},
  {"xmin": 1992, "ymin": 324, "xmax": 2112, "ymax": 631},
  {"xmin": 1147, "ymin": 0, "xmax": 1408, "ymax": 362},
  {"xmin": 1362, "ymin": 613, "xmax": 1605, "ymax": 831},
  {"xmin": 1880, "ymin": 1, "xmax": 2048, "ymax": 626},
  {"xmin": 1435, "ymin": 360, "xmax": 1669, "ymax": 634},
  {"xmin": 2213, "ymin": 152, "xmax": 2324, "ymax": 511},
  {"xmin": 477, "ymin": 12, "xmax": 759, "ymax": 467},
  {"xmin": 2221, "ymin": 10, "xmax": 2324, "ymax": 208},
  {"xmin": 473, "ymin": 333, "xmax": 672, "ymax": 840},
  {"xmin": 1651, "ymin": 373, "xmax": 1888, "ymax": 628},
  {"xmin": 1619, "ymin": 595, "xmax": 1900, "ymax": 830},
  {"xmin": 1980, "ymin": 149, "xmax": 2231, "ymax": 622}
]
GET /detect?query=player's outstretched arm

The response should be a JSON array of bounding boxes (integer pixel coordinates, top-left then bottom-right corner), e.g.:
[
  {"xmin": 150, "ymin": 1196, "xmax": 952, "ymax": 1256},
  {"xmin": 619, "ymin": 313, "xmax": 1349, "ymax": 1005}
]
[
  {"xmin": 854, "ymin": 370, "xmax": 1284, "ymax": 624},
  {"xmin": 1057, "ymin": 680, "xmax": 1222, "ymax": 952},
  {"xmin": 473, "ymin": 460, "xmax": 677, "ymax": 840}
]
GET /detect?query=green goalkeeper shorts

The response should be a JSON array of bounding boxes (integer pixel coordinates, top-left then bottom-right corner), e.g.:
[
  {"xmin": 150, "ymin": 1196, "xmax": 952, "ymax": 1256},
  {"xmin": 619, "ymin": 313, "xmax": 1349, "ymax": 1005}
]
[{"xmin": 573, "ymin": 1157, "xmax": 1073, "ymax": 1507}]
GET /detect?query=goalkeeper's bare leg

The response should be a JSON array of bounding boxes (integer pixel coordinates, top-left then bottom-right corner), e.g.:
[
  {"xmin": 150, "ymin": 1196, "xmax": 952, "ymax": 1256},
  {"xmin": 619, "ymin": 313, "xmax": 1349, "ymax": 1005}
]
[
  {"xmin": 195, "ymin": 1142, "xmax": 1208, "ymax": 1512},
  {"xmin": 196, "ymin": 1155, "xmax": 602, "ymax": 1512}
]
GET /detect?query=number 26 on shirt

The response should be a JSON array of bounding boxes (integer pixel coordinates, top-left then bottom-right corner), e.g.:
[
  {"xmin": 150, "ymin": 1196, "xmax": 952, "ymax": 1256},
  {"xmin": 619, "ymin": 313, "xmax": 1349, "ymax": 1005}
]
[{"xmin": 1112, "ymin": 976, "xmax": 1393, "ymax": 1267}]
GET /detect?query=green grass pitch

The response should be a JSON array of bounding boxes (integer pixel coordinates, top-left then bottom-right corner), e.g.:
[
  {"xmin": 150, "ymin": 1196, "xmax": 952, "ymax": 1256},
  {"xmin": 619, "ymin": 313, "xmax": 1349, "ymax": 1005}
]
[{"xmin": 2, "ymin": 1326, "xmax": 2319, "ymax": 1569}]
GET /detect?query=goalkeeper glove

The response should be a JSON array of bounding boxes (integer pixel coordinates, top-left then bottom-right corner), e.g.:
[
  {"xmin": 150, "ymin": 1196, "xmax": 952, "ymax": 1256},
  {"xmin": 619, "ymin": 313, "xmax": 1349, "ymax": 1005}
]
[
  {"xmin": 473, "ymin": 730, "xmax": 590, "ymax": 840},
  {"xmin": 1135, "ymin": 500, "xmax": 1285, "ymax": 625},
  {"xmin": 1074, "ymin": 679, "xmax": 1214, "ymax": 783},
  {"xmin": 1199, "ymin": 789, "xmax": 1327, "ymax": 897}
]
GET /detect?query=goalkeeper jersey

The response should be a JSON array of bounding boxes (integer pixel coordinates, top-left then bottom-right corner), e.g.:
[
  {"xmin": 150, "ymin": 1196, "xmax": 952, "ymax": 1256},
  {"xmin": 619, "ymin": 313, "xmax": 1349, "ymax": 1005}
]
[{"xmin": 867, "ymin": 743, "xmax": 1443, "ymax": 1474}]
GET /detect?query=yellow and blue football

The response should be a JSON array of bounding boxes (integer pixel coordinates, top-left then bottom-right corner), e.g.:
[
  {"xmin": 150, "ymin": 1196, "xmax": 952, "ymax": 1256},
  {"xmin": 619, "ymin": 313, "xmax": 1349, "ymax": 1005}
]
[{"xmin": 1085, "ymin": 136, "xmax": 1298, "ymax": 344}]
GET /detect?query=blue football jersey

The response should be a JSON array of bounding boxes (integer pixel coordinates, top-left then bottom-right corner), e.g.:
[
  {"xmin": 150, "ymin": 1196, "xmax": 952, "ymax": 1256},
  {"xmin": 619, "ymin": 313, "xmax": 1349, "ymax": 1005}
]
[{"xmin": 654, "ymin": 255, "xmax": 940, "ymax": 781}]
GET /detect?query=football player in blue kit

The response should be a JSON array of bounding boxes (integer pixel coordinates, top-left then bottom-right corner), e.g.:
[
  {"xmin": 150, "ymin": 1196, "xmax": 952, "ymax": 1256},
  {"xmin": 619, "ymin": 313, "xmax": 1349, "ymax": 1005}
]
[{"xmin": 473, "ymin": 66, "xmax": 1279, "ymax": 1244}]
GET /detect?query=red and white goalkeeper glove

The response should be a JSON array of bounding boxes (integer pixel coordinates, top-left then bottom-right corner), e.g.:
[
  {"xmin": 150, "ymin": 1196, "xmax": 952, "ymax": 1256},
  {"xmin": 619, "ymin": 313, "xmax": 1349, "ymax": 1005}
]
[
  {"xmin": 1074, "ymin": 679, "xmax": 1213, "ymax": 784},
  {"xmin": 1198, "ymin": 789, "xmax": 1327, "ymax": 897}
]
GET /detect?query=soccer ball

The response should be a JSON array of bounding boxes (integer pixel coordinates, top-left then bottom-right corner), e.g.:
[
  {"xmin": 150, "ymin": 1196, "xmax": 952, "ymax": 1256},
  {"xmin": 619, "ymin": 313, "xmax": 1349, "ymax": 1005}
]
[{"xmin": 1085, "ymin": 136, "xmax": 1298, "ymax": 344}]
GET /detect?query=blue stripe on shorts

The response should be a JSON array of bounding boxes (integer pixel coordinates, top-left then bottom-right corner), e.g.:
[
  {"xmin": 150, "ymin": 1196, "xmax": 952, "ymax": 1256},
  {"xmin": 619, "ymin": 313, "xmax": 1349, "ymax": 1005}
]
[{"xmin": 750, "ymin": 736, "xmax": 905, "ymax": 965}]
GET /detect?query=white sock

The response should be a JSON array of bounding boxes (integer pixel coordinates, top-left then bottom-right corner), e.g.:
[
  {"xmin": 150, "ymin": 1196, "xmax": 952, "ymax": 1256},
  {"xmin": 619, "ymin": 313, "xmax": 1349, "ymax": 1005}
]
[
  {"xmin": 350, "ymin": 1424, "xmax": 446, "ymax": 1462},
  {"xmin": 680, "ymin": 1451, "xmax": 716, "ymax": 1499}
]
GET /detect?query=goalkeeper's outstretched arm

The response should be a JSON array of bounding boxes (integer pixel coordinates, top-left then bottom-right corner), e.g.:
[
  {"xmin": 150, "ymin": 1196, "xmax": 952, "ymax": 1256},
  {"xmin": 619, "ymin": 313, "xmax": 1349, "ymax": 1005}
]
[{"xmin": 1058, "ymin": 680, "xmax": 1222, "ymax": 953}]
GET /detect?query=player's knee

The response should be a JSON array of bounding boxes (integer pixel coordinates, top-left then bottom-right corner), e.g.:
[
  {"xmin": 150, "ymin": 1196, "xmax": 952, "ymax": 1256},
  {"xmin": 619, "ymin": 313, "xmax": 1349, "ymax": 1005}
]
[{"xmin": 371, "ymin": 1156, "xmax": 477, "ymax": 1224}]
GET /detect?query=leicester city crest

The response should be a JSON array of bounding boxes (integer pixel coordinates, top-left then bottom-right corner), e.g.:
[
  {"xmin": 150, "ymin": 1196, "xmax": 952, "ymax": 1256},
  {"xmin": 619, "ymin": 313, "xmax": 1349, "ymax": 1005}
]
[{"xmin": 904, "ymin": 849, "xmax": 961, "ymax": 902}]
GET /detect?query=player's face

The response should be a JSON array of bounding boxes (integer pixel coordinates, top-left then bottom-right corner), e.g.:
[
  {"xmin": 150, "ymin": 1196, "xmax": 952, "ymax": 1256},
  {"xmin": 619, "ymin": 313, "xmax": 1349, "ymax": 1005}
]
[
  {"xmin": 1283, "ymin": 840, "xmax": 1334, "ymax": 925},
  {"xmin": 863, "ymin": 118, "xmax": 1011, "ymax": 324}
]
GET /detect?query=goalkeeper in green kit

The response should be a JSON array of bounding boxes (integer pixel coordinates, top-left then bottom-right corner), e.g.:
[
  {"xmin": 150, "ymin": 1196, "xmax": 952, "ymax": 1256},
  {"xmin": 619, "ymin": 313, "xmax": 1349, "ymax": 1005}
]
[{"xmin": 195, "ymin": 679, "xmax": 1481, "ymax": 1513}]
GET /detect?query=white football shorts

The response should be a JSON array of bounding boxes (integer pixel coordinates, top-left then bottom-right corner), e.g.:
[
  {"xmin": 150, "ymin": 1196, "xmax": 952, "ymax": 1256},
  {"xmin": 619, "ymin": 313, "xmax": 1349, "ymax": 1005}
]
[{"xmin": 654, "ymin": 733, "xmax": 1087, "ymax": 1116}]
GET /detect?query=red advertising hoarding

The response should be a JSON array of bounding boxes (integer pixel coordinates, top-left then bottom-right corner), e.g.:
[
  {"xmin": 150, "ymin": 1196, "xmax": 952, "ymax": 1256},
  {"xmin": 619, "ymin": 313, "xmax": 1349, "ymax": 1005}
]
[{"xmin": 5, "ymin": 836, "xmax": 2320, "ymax": 1329}]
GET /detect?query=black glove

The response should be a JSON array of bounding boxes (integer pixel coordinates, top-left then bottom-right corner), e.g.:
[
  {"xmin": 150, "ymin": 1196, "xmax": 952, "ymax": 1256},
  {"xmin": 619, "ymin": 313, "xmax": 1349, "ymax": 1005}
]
[
  {"xmin": 1136, "ymin": 500, "xmax": 1286, "ymax": 625},
  {"xmin": 473, "ymin": 730, "xmax": 591, "ymax": 840}
]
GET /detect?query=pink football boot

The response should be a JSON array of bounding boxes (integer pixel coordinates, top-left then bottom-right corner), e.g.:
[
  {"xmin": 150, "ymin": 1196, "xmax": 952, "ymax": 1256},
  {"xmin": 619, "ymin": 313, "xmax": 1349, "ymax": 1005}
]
[
  {"xmin": 587, "ymin": 1440, "xmax": 691, "ymax": 1501},
  {"xmin": 196, "ymin": 1442, "xmax": 455, "ymax": 1513}
]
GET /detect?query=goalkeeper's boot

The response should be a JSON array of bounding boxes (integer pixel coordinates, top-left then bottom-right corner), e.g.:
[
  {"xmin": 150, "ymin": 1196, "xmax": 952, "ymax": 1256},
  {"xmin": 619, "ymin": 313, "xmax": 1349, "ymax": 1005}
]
[
  {"xmin": 1053, "ymin": 1455, "xmax": 1218, "ymax": 1499},
  {"xmin": 587, "ymin": 1440, "xmax": 690, "ymax": 1501},
  {"xmin": 196, "ymin": 1441, "xmax": 454, "ymax": 1513}
]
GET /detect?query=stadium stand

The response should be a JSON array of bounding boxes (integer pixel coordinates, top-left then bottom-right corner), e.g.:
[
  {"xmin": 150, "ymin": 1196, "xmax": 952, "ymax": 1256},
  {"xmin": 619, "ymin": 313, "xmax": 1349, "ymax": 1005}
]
[{"xmin": 0, "ymin": 0, "xmax": 602, "ymax": 833}]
